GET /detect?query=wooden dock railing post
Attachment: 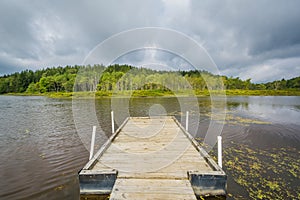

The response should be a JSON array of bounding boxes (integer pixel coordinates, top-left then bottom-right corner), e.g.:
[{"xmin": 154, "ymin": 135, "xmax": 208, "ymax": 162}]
[
  {"xmin": 89, "ymin": 126, "xmax": 96, "ymax": 160},
  {"xmin": 217, "ymin": 136, "xmax": 222, "ymax": 168},
  {"xmin": 186, "ymin": 111, "xmax": 189, "ymax": 132},
  {"xmin": 111, "ymin": 111, "xmax": 115, "ymax": 134}
]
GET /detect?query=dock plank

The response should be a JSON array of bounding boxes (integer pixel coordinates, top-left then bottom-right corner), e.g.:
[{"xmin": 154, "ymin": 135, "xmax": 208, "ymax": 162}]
[
  {"xmin": 109, "ymin": 179, "xmax": 197, "ymax": 200},
  {"xmin": 80, "ymin": 116, "xmax": 226, "ymax": 198},
  {"xmin": 92, "ymin": 117, "xmax": 210, "ymax": 199},
  {"xmin": 93, "ymin": 117, "xmax": 212, "ymax": 176}
]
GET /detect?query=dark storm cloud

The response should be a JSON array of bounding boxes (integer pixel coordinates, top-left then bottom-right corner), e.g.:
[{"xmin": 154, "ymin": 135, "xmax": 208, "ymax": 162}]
[
  {"xmin": 240, "ymin": 4, "xmax": 300, "ymax": 57},
  {"xmin": 0, "ymin": 1, "xmax": 39, "ymax": 60},
  {"xmin": 183, "ymin": 0, "xmax": 300, "ymax": 81},
  {"xmin": 0, "ymin": 0, "xmax": 299, "ymax": 82}
]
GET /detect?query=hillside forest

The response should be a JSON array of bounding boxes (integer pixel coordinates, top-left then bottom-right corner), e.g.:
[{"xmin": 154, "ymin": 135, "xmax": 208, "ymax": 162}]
[{"xmin": 0, "ymin": 64, "xmax": 299, "ymax": 95}]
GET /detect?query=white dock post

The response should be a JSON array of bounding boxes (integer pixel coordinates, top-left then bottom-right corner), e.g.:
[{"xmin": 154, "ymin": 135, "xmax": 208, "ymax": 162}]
[
  {"xmin": 89, "ymin": 126, "xmax": 96, "ymax": 160},
  {"xmin": 186, "ymin": 111, "xmax": 189, "ymax": 132},
  {"xmin": 217, "ymin": 136, "xmax": 222, "ymax": 168},
  {"xmin": 111, "ymin": 111, "xmax": 115, "ymax": 134}
]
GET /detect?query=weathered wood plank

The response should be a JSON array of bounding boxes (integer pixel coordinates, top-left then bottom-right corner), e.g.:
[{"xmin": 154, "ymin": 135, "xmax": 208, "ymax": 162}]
[
  {"xmin": 109, "ymin": 179, "xmax": 197, "ymax": 200},
  {"xmin": 92, "ymin": 117, "xmax": 214, "ymax": 176},
  {"xmin": 80, "ymin": 116, "xmax": 226, "ymax": 198}
]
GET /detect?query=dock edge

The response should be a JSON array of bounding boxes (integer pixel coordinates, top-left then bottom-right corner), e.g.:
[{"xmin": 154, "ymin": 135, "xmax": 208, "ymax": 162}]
[{"xmin": 172, "ymin": 116, "xmax": 227, "ymax": 196}]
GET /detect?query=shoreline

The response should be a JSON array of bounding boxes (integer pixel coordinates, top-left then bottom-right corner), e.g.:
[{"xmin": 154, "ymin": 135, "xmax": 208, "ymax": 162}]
[{"xmin": 3, "ymin": 89, "xmax": 300, "ymax": 98}]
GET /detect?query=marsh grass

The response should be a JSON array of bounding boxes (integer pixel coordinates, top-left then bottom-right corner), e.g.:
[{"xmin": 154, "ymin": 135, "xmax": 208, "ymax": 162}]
[{"xmin": 9, "ymin": 89, "xmax": 300, "ymax": 99}]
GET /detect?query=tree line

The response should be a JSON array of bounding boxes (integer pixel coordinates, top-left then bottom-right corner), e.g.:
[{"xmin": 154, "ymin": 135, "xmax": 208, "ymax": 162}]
[{"xmin": 0, "ymin": 64, "xmax": 299, "ymax": 94}]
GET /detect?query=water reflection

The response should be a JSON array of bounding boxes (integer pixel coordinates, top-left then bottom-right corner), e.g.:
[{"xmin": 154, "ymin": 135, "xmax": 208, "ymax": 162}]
[{"xmin": 226, "ymin": 96, "xmax": 300, "ymax": 125}]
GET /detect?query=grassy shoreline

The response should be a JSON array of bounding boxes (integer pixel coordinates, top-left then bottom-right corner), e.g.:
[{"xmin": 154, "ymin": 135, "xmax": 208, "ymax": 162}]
[{"xmin": 3, "ymin": 89, "xmax": 300, "ymax": 98}]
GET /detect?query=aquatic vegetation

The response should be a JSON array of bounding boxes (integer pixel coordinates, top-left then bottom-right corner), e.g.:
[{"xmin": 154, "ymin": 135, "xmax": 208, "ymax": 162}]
[
  {"xmin": 265, "ymin": 180, "xmax": 280, "ymax": 191},
  {"xmin": 203, "ymin": 111, "xmax": 271, "ymax": 126},
  {"xmin": 54, "ymin": 184, "xmax": 65, "ymax": 191},
  {"xmin": 209, "ymin": 142, "xmax": 300, "ymax": 199},
  {"xmin": 80, "ymin": 194, "xmax": 109, "ymax": 200}
]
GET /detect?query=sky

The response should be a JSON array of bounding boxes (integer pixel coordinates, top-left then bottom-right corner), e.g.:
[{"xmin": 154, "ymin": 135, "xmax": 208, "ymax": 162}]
[{"xmin": 0, "ymin": 0, "xmax": 300, "ymax": 83}]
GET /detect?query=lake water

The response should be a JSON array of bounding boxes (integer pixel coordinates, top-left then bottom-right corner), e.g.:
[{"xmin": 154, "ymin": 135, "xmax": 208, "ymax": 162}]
[{"xmin": 0, "ymin": 95, "xmax": 299, "ymax": 199}]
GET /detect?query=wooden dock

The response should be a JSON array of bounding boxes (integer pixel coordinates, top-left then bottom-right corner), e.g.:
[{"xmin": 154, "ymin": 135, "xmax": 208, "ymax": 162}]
[{"xmin": 79, "ymin": 116, "xmax": 226, "ymax": 199}]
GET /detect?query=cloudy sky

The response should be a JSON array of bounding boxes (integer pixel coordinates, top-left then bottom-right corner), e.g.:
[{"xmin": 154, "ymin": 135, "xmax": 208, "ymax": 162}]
[{"xmin": 0, "ymin": 0, "xmax": 300, "ymax": 82}]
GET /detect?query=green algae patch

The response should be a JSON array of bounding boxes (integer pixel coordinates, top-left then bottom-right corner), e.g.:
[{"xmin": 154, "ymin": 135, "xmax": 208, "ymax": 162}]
[
  {"xmin": 209, "ymin": 142, "xmax": 300, "ymax": 199},
  {"xmin": 203, "ymin": 111, "xmax": 271, "ymax": 126},
  {"xmin": 225, "ymin": 114, "xmax": 271, "ymax": 126}
]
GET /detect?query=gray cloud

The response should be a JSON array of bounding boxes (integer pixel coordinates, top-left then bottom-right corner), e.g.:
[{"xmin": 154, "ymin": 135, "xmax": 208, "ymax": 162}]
[
  {"xmin": 113, "ymin": 49, "xmax": 194, "ymax": 71},
  {"xmin": 0, "ymin": 0, "xmax": 299, "ymax": 82}
]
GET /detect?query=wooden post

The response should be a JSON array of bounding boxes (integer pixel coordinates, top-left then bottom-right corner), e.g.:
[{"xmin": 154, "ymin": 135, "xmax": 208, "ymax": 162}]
[
  {"xmin": 186, "ymin": 111, "xmax": 189, "ymax": 132},
  {"xmin": 217, "ymin": 136, "xmax": 222, "ymax": 168},
  {"xmin": 111, "ymin": 111, "xmax": 115, "ymax": 134},
  {"xmin": 89, "ymin": 126, "xmax": 96, "ymax": 160}
]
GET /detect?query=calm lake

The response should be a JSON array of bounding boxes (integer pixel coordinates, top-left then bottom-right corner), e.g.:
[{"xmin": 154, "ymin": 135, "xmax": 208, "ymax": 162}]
[{"xmin": 0, "ymin": 95, "xmax": 299, "ymax": 199}]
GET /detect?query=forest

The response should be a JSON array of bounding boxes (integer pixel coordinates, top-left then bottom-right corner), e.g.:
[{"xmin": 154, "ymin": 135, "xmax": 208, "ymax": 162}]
[{"xmin": 0, "ymin": 64, "xmax": 299, "ymax": 96}]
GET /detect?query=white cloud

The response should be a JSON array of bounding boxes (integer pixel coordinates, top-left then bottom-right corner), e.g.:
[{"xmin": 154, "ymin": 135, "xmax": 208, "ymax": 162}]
[{"xmin": 222, "ymin": 57, "xmax": 300, "ymax": 83}]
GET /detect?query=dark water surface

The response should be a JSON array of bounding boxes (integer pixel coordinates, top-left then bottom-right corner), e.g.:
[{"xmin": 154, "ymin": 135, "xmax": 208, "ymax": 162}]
[{"xmin": 0, "ymin": 96, "xmax": 299, "ymax": 199}]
